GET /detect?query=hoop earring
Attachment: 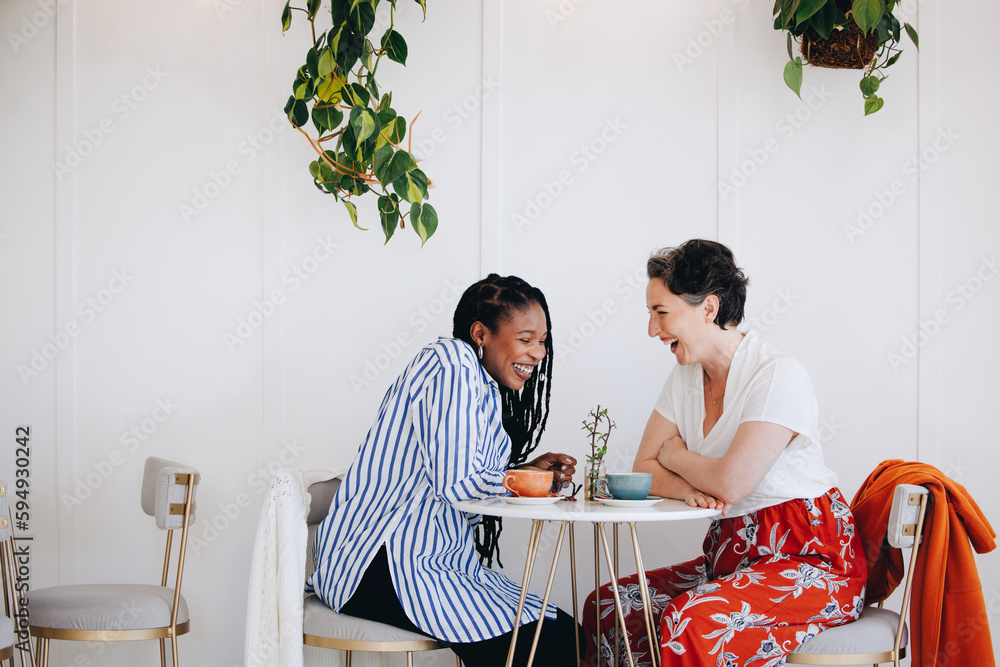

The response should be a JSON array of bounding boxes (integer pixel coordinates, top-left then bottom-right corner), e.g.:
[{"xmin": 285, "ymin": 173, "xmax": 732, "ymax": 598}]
[{"xmin": 478, "ymin": 345, "xmax": 484, "ymax": 360}]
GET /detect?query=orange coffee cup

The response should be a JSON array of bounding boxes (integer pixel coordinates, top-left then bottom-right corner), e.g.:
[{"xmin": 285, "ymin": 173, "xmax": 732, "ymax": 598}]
[{"xmin": 502, "ymin": 470, "xmax": 553, "ymax": 498}]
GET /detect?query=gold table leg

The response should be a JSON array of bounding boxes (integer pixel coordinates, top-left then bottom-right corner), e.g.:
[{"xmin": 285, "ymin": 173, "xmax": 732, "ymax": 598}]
[
  {"xmin": 596, "ymin": 523, "xmax": 636, "ymax": 667},
  {"xmin": 506, "ymin": 519, "xmax": 544, "ymax": 667},
  {"xmin": 526, "ymin": 522, "xmax": 567, "ymax": 666},
  {"xmin": 629, "ymin": 523, "xmax": 659, "ymax": 667},
  {"xmin": 569, "ymin": 523, "xmax": 580, "ymax": 667}
]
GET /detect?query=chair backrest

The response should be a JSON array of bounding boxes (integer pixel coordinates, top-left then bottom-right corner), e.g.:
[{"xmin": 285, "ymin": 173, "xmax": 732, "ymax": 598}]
[
  {"xmin": 141, "ymin": 457, "xmax": 200, "ymax": 530},
  {"xmin": 305, "ymin": 477, "xmax": 342, "ymax": 581},
  {"xmin": 887, "ymin": 483, "xmax": 928, "ymax": 549}
]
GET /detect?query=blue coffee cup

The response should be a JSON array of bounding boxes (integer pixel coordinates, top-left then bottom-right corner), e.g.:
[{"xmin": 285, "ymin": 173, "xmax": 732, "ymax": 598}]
[{"xmin": 596, "ymin": 473, "xmax": 653, "ymax": 501}]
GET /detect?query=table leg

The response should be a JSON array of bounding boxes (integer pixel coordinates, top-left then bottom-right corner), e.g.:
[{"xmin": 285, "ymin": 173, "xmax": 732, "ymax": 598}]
[
  {"xmin": 593, "ymin": 524, "xmax": 600, "ymax": 663},
  {"xmin": 613, "ymin": 523, "xmax": 620, "ymax": 667},
  {"xmin": 628, "ymin": 523, "xmax": 659, "ymax": 667},
  {"xmin": 569, "ymin": 522, "xmax": 580, "ymax": 667},
  {"xmin": 526, "ymin": 521, "xmax": 567, "ymax": 666},
  {"xmin": 506, "ymin": 519, "xmax": 544, "ymax": 667},
  {"xmin": 596, "ymin": 523, "xmax": 636, "ymax": 667}
]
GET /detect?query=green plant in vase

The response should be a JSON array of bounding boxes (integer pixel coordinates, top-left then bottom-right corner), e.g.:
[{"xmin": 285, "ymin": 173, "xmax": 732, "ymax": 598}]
[
  {"xmin": 581, "ymin": 404, "xmax": 615, "ymax": 501},
  {"xmin": 774, "ymin": 0, "xmax": 918, "ymax": 115},
  {"xmin": 281, "ymin": 0, "xmax": 438, "ymax": 245}
]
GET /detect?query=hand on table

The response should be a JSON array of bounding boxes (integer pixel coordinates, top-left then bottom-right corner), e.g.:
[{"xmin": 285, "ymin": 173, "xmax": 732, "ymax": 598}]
[
  {"xmin": 684, "ymin": 489, "xmax": 731, "ymax": 516},
  {"xmin": 520, "ymin": 452, "xmax": 577, "ymax": 487}
]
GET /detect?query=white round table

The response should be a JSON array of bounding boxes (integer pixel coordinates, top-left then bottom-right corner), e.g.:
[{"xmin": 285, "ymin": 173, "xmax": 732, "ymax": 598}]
[{"xmin": 452, "ymin": 497, "xmax": 719, "ymax": 667}]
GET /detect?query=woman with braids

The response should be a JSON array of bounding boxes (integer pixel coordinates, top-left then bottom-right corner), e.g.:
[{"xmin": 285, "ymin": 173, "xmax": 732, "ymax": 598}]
[
  {"xmin": 308, "ymin": 274, "xmax": 582, "ymax": 667},
  {"xmin": 583, "ymin": 240, "xmax": 866, "ymax": 666}
]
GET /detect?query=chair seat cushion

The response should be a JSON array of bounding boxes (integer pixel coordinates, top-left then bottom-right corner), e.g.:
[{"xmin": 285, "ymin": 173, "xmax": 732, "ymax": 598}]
[
  {"xmin": 0, "ymin": 614, "xmax": 15, "ymax": 649},
  {"xmin": 790, "ymin": 606, "xmax": 908, "ymax": 655},
  {"xmin": 27, "ymin": 584, "xmax": 189, "ymax": 631},
  {"xmin": 303, "ymin": 595, "xmax": 435, "ymax": 644}
]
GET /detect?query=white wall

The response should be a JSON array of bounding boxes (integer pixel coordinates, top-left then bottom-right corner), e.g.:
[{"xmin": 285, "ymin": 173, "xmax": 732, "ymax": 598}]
[{"xmin": 1, "ymin": 1, "xmax": 997, "ymax": 666}]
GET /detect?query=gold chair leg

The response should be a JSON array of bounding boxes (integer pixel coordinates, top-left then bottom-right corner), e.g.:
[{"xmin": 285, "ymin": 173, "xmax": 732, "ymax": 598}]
[
  {"xmin": 406, "ymin": 651, "xmax": 413, "ymax": 667},
  {"xmin": 171, "ymin": 635, "xmax": 179, "ymax": 667},
  {"xmin": 345, "ymin": 650, "xmax": 352, "ymax": 667},
  {"xmin": 160, "ymin": 638, "xmax": 167, "ymax": 667},
  {"xmin": 456, "ymin": 656, "xmax": 462, "ymax": 666}
]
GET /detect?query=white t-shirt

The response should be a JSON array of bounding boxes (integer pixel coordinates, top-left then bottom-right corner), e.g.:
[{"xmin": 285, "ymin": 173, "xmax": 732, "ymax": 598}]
[{"xmin": 654, "ymin": 331, "xmax": 838, "ymax": 517}]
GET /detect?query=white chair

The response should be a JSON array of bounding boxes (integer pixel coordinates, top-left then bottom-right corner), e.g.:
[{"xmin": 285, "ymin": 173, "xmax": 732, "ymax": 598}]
[
  {"xmin": 786, "ymin": 483, "xmax": 929, "ymax": 666},
  {"xmin": 0, "ymin": 480, "xmax": 34, "ymax": 666},
  {"xmin": 27, "ymin": 458, "xmax": 199, "ymax": 667},
  {"xmin": 303, "ymin": 476, "xmax": 461, "ymax": 667}
]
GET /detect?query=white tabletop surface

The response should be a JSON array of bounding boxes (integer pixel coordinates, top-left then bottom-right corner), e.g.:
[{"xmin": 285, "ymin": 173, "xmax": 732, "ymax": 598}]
[{"xmin": 451, "ymin": 497, "xmax": 720, "ymax": 523}]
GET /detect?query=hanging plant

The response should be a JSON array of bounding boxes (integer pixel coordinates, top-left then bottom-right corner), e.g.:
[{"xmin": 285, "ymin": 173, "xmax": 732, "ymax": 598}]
[
  {"xmin": 281, "ymin": 0, "xmax": 437, "ymax": 246},
  {"xmin": 774, "ymin": 0, "xmax": 918, "ymax": 115}
]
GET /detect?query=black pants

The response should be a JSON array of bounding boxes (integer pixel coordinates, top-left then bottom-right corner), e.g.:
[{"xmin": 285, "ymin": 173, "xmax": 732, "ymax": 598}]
[{"xmin": 341, "ymin": 547, "xmax": 584, "ymax": 667}]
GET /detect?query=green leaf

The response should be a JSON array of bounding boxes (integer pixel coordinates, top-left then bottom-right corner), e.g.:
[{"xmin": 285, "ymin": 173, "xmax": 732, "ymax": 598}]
[
  {"xmin": 392, "ymin": 168, "xmax": 428, "ymax": 204},
  {"xmin": 281, "ymin": 1, "xmax": 292, "ymax": 32},
  {"xmin": 346, "ymin": 82, "xmax": 370, "ymax": 107},
  {"xmin": 316, "ymin": 76, "xmax": 343, "ymax": 103},
  {"xmin": 375, "ymin": 149, "xmax": 411, "ymax": 186},
  {"xmin": 308, "ymin": 161, "xmax": 321, "ymax": 180},
  {"xmin": 809, "ymin": 1, "xmax": 838, "ymax": 39},
  {"xmin": 860, "ymin": 75, "xmax": 880, "ymax": 97},
  {"xmin": 350, "ymin": 106, "xmax": 378, "ymax": 144},
  {"xmin": 851, "ymin": 0, "xmax": 882, "ymax": 33},
  {"xmin": 378, "ymin": 196, "xmax": 399, "ymax": 244},
  {"xmin": 381, "ymin": 29, "xmax": 408, "ymax": 65},
  {"xmin": 312, "ymin": 104, "xmax": 345, "ymax": 133},
  {"xmin": 318, "ymin": 48, "xmax": 335, "ymax": 78},
  {"xmin": 783, "ymin": 57, "xmax": 803, "ymax": 99},
  {"xmin": 342, "ymin": 199, "xmax": 366, "ymax": 230},
  {"xmin": 786, "ymin": 32, "xmax": 795, "ymax": 61},
  {"xmin": 306, "ymin": 46, "xmax": 320, "ymax": 80},
  {"xmin": 413, "ymin": 0, "xmax": 427, "ymax": 21},
  {"xmin": 904, "ymin": 22, "xmax": 919, "ymax": 49},
  {"xmin": 410, "ymin": 202, "xmax": 437, "ymax": 247},
  {"xmin": 288, "ymin": 99, "xmax": 309, "ymax": 128},
  {"xmin": 350, "ymin": 1, "xmax": 376, "ymax": 38},
  {"xmin": 307, "ymin": 0, "xmax": 321, "ymax": 20},
  {"xmin": 794, "ymin": 0, "xmax": 827, "ymax": 25},
  {"xmin": 864, "ymin": 96, "xmax": 885, "ymax": 115},
  {"xmin": 885, "ymin": 52, "xmax": 902, "ymax": 67}
]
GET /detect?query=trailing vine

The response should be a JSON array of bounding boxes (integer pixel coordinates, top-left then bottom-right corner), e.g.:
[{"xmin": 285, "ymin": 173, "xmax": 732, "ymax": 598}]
[{"xmin": 282, "ymin": 0, "xmax": 437, "ymax": 245}]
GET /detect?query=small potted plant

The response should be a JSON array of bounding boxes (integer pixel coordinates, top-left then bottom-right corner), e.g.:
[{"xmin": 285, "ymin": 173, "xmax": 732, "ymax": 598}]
[
  {"xmin": 774, "ymin": 0, "xmax": 918, "ymax": 115},
  {"xmin": 581, "ymin": 405, "xmax": 615, "ymax": 501}
]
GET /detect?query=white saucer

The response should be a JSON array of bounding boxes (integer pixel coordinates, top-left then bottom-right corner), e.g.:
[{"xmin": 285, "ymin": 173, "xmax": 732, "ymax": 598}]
[
  {"xmin": 596, "ymin": 496, "xmax": 663, "ymax": 508},
  {"xmin": 502, "ymin": 495, "xmax": 564, "ymax": 506}
]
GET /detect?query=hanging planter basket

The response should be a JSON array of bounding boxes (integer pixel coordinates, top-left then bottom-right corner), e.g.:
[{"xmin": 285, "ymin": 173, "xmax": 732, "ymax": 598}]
[{"xmin": 801, "ymin": 22, "xmax": 878, "ymax": 70}]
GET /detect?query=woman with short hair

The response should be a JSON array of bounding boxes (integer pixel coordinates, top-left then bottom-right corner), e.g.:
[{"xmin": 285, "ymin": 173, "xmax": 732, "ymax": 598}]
[{"xmin": 585, "ymin": 240, "xmax": 867, "ymax": 666}]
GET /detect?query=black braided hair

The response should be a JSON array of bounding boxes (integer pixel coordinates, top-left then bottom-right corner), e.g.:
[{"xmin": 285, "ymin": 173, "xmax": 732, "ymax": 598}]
[{"xmin": 452, "ymin": 274, "xmax": 554, "ymax": 568}]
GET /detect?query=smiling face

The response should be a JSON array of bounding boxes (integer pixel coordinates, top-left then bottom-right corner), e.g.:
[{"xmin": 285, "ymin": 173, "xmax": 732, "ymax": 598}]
[
  {"xmin": 473, "ymin": 303, "xmax": 548, "ymax": 390},
  {"xmin": 646, "ymin": 279, "xmax": 713, "ymax": 366}
]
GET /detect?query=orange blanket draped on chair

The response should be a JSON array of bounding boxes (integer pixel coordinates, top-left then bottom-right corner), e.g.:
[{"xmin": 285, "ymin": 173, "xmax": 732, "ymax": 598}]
[{"xmin": 850, "ymin": 459, "xmax": 997, "ymax": 667}]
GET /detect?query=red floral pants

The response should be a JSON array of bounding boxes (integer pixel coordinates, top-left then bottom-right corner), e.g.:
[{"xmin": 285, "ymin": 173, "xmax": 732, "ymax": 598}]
[{"xmin": 583, "ymin": 489, "xmax": 867, "ymax": 667}]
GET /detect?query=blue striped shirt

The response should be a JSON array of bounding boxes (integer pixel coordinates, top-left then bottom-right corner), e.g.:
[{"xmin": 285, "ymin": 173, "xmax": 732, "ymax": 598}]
[{"xmin": 307, "ymin": 337, "xmax": 556, "ymax": 643}]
